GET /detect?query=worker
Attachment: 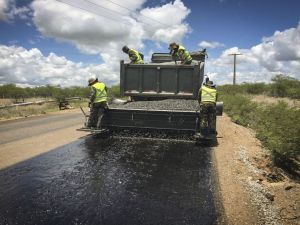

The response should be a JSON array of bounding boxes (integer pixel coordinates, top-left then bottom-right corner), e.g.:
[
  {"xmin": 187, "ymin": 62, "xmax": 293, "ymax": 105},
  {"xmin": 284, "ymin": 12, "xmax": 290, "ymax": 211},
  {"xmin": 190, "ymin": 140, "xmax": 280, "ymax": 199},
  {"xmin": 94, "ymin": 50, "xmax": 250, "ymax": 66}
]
[
  {"xmin": 197, "ymin": 80, "xmax": 218, "ymax": 136},
  {"xmin": 122, "ymin": 46, "xmax": 144, "ymax": 64},
  {"xmin": 86, "ymin": 77, "xmax": 108, "ymax": 129},
  {"xmin": 169, "ymin": 42, "xmax": 193, "ymax": 65}
]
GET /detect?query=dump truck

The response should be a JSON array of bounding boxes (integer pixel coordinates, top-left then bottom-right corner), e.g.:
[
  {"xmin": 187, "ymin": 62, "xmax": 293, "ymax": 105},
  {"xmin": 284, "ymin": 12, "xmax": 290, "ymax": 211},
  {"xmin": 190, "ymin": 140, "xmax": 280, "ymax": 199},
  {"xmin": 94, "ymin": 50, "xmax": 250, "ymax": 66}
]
[{"xmin": 79, "ymin": 51, "xmax": 223, "ymax": 141}]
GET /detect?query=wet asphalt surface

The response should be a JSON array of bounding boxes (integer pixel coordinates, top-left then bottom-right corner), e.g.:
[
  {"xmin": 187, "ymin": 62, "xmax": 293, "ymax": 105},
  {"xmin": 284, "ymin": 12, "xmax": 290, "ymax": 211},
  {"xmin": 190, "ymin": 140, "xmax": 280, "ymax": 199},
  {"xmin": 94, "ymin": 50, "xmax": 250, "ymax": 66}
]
[{"xmin": 0, "ymin": 136, "xmax": 221, "ymax": 225}]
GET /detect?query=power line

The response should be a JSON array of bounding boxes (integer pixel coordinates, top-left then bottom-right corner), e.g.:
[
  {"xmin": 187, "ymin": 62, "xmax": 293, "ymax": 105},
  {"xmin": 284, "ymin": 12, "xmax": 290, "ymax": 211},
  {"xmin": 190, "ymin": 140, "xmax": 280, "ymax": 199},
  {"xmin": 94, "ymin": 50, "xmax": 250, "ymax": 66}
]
[
  {"xmin": 83, "ymin": 0, "xmax": 131, "ymax": 18},
  {"xmin": 100, "ymin": 0, "xmax": 168, "ymax": 27},
  {"xmin": 55, "ymin": 0, "xmax": 128, "ymax": 25},
  {"xmin": 82, "ymin": 0, "xmax": 160, "ymax": 27},
  {"xmin": 55, "ymin": 0, "xmax": 156, "ymax": 28}
]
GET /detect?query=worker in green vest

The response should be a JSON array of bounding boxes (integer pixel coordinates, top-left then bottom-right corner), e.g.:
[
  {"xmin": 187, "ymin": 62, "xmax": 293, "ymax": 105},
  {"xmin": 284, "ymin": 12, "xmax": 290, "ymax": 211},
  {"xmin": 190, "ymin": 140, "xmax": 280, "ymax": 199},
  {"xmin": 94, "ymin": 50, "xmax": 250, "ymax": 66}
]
[
  {"xmin": 169, "ymin": 42, "xmax": 193, "ymax": 65},
  {"xmin": 122, "ymin": 46, "xmax": 144, "ymax": 64},
  {"xmin": 86, "ymin": 77, "xmax": 108, "ymax": 129},
  {"xmin": 198, "ymin": 80, "xmax": 218, "ymax": 136}
]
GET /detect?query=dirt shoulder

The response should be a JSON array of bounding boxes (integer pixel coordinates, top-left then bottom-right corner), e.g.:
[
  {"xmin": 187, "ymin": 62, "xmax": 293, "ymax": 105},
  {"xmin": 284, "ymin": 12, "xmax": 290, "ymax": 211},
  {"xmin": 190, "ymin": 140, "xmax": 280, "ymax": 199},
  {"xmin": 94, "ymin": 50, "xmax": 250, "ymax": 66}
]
[{"xmin": 214, "ymin": 114, "xmax": 300, "ymax": 225}]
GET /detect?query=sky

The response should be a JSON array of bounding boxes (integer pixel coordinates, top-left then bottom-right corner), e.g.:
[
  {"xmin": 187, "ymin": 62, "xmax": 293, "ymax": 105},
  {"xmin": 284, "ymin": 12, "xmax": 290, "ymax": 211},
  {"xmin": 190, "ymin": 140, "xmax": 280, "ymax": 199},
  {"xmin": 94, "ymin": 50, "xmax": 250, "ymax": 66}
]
[{"xmin": 0, "ymin": 0, "xmax": 300, "ymax": 87}]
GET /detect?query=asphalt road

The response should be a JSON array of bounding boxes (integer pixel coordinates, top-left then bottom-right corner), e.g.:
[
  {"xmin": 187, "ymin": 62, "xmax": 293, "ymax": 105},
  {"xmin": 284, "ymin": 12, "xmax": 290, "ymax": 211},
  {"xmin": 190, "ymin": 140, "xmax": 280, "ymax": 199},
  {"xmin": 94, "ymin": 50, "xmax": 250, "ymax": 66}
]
[
  {"xmin": 0, "ymin": 112, "xmax": 222, "ymax": 225},
  {"xmin": 0, "ymin": 111, "xmax": 84, "ymax": 145}
]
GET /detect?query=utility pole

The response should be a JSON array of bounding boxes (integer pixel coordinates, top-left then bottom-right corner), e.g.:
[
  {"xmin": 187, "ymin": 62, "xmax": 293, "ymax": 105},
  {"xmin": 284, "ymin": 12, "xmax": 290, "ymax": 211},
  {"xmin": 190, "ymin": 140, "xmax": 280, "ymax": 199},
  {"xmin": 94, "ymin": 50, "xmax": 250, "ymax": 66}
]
[{"xmin": 228, "ymin": 53, "xmax": 242, "ymax": 85}]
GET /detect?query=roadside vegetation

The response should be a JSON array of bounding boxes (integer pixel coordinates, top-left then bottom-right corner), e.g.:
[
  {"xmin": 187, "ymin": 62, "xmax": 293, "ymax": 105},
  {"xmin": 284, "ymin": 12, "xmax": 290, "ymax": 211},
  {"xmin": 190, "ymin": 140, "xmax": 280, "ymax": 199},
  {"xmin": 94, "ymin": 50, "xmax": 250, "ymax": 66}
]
[
  {"xmin": 0, "ymin": 84, "xmax": 121, "ymax": 119},
  {"xmin": 219, "ymin": 75, "xmax": 300, "ymax": 176},
  {"xmin": 219, "ymin": 74, "xmax": 300, "ymax": 99}
]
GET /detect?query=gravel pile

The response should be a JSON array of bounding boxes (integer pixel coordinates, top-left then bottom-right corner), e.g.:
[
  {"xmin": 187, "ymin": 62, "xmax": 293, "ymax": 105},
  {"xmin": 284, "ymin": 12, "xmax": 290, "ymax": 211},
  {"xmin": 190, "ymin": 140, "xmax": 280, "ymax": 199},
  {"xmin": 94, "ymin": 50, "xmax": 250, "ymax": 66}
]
[
  {"xmin": 245, "ymin": 179, "xmax": 282, "ymax": 225},
  {"xmin": 110, "ymin": 99, "xmax": 199, "ymax": 111},
  {"xmin": 236, "ymin": 146, "xmax": 282, "ymax": 225}
]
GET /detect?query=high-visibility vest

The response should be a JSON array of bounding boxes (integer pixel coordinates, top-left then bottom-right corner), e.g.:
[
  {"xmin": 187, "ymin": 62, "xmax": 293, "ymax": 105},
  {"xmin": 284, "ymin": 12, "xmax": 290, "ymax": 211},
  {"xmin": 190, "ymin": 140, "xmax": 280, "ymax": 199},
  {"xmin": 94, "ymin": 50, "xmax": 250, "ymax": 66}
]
[
  {"xmin": 129, "ymin": 49, "xmax": 144, "ymax": 64},
  {"xmin": 92, "ymin": 82, "xmax": 108, "ymax": 103},
  {"xmin": 176, "ymin": 45, "xmax": 192, "ymax": 63},
  {"xmin": 201, "ymin": 85, "xmax": 217, "ymax": 103}
]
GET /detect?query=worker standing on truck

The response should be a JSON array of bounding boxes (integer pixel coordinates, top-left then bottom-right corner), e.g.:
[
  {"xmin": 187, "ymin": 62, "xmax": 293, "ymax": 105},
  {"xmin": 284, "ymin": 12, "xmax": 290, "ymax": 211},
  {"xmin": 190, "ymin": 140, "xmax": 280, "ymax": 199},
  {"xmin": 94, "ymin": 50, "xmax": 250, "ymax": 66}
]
[
  {"xmin": 169, "ymin": 42, "xmax": 193, "ymax": 65},
  {"xmin": 198, "ymin": 81, "xmax": 218, "ymax": 136},
  {"xmin": 122, "ymin": 46, "xmax": 144, "ymax": 64},
  {"xmin": 86, "ymin": 77, "xmax": 108, "ymax": 129}
]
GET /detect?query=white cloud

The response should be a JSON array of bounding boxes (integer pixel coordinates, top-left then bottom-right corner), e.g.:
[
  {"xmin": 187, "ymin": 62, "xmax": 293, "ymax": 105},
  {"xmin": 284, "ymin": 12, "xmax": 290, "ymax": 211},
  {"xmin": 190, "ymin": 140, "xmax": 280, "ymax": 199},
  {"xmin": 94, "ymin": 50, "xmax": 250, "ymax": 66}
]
[
  {"xmin": 25, "ymin": 0, "xmax": 191, "ymax": 87},
  {"xmin": 0, "ymin": 0, "xmax": 9, "ymax": 21},
  {"xmin": 0, "ymin": 45, "xmax": 119, "ymax": 87},
  {"xmin": 139, "ymin": 0, "xmax": 191, "ymax": 43},
  {"xmin": 0, "ymin": 0, "xmax": 32, "ymax": 21},
  {"xmin": 198, "ymin": 41, "xmax": 225, "ymax": 49},
  {"xmin": 206, "ymin": 22, "xmax": 300, "ymax": 85},
  {"xmin": 31, "ymin": 0, "xmax": 190, "ymax": 60},
  {"xmin": 7, "ymin": 4, "xmax": 32, "ymax": 20}
]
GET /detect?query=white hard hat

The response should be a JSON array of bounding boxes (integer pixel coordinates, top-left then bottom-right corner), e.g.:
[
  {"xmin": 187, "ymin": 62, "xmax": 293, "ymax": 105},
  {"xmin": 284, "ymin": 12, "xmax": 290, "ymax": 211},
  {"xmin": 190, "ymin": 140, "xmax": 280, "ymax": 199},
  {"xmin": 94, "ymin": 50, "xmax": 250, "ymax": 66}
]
[{"xmin": 88, "ymin": 77, "xmax": 98, "ymax": 86}]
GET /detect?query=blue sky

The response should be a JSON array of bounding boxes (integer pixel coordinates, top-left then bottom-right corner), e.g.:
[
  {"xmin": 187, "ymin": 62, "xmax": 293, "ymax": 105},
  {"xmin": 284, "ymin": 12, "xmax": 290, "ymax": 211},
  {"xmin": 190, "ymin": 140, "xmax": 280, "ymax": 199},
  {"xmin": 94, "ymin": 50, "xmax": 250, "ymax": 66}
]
[{"xmin": 0, "ymin": 0, "xmax": 300, "ymax": 86}]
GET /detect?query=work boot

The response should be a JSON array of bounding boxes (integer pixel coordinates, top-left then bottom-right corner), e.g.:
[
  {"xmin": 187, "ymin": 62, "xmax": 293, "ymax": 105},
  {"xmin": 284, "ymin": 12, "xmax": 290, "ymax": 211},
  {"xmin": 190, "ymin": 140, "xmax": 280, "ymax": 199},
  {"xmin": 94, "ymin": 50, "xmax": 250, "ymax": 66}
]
[{"xmin": 194, "ymin": 132, "xmax": 203, "ymax": 139}]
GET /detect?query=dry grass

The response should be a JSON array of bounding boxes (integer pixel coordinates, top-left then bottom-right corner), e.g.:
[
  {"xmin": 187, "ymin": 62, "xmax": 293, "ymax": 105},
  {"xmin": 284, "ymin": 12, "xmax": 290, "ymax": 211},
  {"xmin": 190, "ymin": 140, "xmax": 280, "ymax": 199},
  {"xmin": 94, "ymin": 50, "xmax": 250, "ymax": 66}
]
[
  {"xmin": 0, "ymin": 98, "xmax": 52, "ymax": 106},
  {"xmin": 251, "ymin": 94, "xmax": 300, "ymax": 109},
  {"xmin": 0, "ymin": 102, "xmax": 58, "ymax": 120},
  {"xmin": 0, "ymin": 99, "xmax": 88, "ymax": 120},
  {"xmin": 0, "ymin": 98, "xmax": 14, "ymax": 106}
]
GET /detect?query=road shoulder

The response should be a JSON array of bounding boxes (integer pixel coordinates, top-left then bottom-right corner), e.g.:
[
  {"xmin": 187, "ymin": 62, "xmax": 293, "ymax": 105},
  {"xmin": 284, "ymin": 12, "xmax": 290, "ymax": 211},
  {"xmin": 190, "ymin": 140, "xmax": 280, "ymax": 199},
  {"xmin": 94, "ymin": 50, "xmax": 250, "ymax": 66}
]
[{"xmin": 214, "ymin": 115, "xmax": 299, "ymax": 225}]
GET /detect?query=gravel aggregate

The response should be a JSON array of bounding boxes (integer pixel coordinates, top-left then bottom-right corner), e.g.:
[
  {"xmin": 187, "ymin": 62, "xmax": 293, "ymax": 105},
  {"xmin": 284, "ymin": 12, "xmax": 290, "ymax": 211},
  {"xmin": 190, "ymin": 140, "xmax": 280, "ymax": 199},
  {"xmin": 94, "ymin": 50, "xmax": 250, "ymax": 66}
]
[
  {"xmin": 110, "ymin": 99, "xmax": 200, "ymax": 111},
  {"xmin": 236, "ymin": 146, "xmax": 282, "ymax": 225}
]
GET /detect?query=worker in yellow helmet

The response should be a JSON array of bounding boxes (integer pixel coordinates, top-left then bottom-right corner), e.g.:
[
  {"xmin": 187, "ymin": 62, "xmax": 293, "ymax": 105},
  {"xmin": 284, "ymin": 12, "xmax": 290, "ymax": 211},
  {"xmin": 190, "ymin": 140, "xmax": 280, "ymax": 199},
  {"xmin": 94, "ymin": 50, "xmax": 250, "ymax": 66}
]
[
  {"xmin": 198, "ymin": 80, "xmax": 218, "ymax": 136},
  {"xmin": 122, "ymin": 46, "xmax": 144, "ymax": 64},
  {"xmin": 86, "ymin": 77, "xmax": 108, "ymax": 129},
  {"xmin": 169, "ymin": 42, "xmax": 193, "ymax": 65}
]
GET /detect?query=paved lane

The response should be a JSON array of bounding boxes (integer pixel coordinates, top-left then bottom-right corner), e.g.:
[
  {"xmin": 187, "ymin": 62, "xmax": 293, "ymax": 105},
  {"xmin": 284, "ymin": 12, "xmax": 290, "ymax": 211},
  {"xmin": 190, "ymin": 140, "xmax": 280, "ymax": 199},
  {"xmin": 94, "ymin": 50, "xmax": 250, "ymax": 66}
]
[
  {"xmin": 0, "ymin": 109, "xmax": 87, "ymax": 169},
  {"xmin": 0, "ymin": 110, "xmax": 84, "ymax": 144},
  {"xmin": 0, "ymin": 136, "xmax": 222, "ymax": 225}
]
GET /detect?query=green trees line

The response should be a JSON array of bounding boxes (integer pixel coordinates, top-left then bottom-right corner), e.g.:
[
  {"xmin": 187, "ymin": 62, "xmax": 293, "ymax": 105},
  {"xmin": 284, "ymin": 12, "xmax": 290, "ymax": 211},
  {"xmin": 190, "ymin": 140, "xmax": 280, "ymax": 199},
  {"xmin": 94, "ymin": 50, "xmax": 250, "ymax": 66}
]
[
  {"xmin": 0, "ymin": 84, "xmax": 121, "ymax": 101},
  {"xmin": 219, "ymin": 74, "xmax": 300, "ymax": 99},
  {"xmin": 1, "ymin": 74, "xmax": 298, "ymax": 100}
]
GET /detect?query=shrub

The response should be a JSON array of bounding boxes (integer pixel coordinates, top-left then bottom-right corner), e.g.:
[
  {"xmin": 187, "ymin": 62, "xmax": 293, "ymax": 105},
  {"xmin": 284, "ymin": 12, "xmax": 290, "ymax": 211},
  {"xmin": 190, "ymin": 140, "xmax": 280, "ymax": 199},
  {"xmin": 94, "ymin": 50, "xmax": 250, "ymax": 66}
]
[
  {"xmin": 256, "ymin": 102, "xmax": 300, "ymax": 160},
  {"xmin": 108, "ymin": 85, "xmax": 120, "ymax": 98},
  {"xmin": 243, "ymin": 83, "xmax": 269, "ymax": 95},
  {"xmin": 220, "ymin": 93, "xmax": 257, "ymax": 126},
  {"xmin": 218, "ymin": 74, "xmax": 300, "ymax": 99},
  {"xmin": 219, "ymin": 91, "xmax": 300, "ymax": 175},
  {"xmin": 269, "ymin": 75, "xmax": 300, "ymax": 99}
]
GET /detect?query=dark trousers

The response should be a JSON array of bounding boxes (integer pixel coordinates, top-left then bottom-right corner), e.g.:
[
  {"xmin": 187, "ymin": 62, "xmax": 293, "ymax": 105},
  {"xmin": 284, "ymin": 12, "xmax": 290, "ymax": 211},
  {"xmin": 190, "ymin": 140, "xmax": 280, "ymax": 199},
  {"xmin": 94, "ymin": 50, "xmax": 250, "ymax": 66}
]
[
  {"xmin": 87, "ymin": 102, "xmax": 108, "ymax": 128},
  {"xmin": 199, "ymin": 102, "xmax": 216, "ymax": 134}
]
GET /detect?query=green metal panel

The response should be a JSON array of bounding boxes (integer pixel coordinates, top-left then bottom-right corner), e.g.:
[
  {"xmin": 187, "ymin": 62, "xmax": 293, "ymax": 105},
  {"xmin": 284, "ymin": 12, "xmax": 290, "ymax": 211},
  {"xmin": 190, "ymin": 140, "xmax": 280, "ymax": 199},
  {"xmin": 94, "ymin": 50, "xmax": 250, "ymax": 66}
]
[
  {"xmin": 120, "ymin": 60, "xmax": 204, "ymax": 99},
  {"xmin": 125, "ymin": 67, "xmax": 140, "ymax": 92},
  {"xmin": 101, "ymin": 108, "xmax": 199, "ymax": 131},
  {"xmin": 142, "ymin": 68, "xmax": 157, "ymax": 92},
  {"xmin": 178, "ymin": 68, "xmax": 194, "ymax": 93},
  {"xmin": 160, "ymin": 68, "xmax": 177, "ymax": 93}
]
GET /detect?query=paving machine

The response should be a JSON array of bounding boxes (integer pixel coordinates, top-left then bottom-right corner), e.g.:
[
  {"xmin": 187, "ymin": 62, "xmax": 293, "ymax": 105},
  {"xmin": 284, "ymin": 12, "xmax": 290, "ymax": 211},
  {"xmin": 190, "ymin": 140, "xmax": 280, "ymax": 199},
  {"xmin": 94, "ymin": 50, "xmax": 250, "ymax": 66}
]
[{"xmin": 78, "ymin": 52, "xmax": 223, "ymax": 141}]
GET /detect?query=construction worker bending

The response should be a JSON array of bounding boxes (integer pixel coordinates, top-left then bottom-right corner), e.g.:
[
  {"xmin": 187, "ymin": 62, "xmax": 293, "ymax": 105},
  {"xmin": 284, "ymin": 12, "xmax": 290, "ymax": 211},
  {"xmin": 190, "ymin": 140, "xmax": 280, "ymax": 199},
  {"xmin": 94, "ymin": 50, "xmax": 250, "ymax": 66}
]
[
  {"xmin": 122, "ymin": 46, "xmax": 144, "ymax": 64},
  {"xmin": 169, "ymin": 42, "xmax": 193, "ymax": 65},
  {"xmin": 86, "ymin": 77, "xmax": 108, "ymax": 129},
  {"xmin": 198, "ymin": 80, "xmax": 218, "ymax": 137}
]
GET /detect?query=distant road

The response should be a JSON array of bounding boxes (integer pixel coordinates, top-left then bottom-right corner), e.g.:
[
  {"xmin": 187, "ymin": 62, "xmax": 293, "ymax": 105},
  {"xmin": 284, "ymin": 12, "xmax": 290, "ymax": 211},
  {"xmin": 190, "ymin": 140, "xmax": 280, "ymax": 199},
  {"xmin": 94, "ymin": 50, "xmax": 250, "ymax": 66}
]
[{"xmin": 0, "ymin": 109, "xmax": 88, "ymax": 169}]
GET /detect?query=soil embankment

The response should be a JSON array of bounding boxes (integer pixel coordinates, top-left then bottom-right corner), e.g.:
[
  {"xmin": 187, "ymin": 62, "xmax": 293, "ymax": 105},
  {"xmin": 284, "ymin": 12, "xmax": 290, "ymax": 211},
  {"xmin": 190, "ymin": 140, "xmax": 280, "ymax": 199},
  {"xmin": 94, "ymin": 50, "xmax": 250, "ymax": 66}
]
[{"xmin": 215, "ymin": 115, "xmax": 300, "ymax": 225}]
